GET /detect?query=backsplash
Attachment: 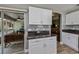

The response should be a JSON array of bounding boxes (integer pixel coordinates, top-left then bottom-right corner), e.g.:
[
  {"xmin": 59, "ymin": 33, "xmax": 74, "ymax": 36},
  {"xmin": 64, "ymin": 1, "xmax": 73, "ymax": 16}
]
[
  {"xmin": 65, "ymin": 25, "xmax": 79, "ymax": 30},
  {"xmin": 28, "ymin": 25, "xmax": 51, "ymax": 31}
]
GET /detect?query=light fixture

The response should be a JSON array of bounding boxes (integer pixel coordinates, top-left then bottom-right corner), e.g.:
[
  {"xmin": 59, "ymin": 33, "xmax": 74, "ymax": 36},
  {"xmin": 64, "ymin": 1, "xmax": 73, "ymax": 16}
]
[
  {"xmin": 17, "ymin": 16, "xmax": 21, "ymax": 21},
  {"xmin": 3, "ymin": 19, "xmax": 6, "ymax": 21},
  {"xmin": 0, "ymin": 18, "xmax": 6, "ymax": 21}
]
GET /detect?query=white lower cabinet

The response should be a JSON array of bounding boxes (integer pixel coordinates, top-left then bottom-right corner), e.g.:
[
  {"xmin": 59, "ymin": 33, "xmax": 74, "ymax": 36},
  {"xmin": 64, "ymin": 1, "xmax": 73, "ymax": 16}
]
[
  {"xmin": 28, "ymin": 39, "xmax": 43, "ymax": 54},
  {"xmin": 28, "ymin": 36, "xmax": 57, "ymax": 54},
  {"xmin": 69, "ymin": 34, "xmax": 78, "ymax": 51},
  {"xmin": 62, "ymin": 32, "xmax": 78, "ymax": 51}
]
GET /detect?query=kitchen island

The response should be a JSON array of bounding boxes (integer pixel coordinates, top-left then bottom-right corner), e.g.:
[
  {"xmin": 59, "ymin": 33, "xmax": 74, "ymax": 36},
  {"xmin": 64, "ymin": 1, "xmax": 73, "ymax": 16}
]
[{"xmin": 28, "ymin": 34, "xmax": 57, "ymax": 54}]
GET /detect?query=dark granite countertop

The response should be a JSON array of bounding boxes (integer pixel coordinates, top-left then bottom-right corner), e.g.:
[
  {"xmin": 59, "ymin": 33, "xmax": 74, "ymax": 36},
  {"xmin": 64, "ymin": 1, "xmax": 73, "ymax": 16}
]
[
  {"xmin": 62, "ymin": 29, "xmax": 79, "ymax": 34},
  {"xmin": 27, "ymin": 34, "xmax": 56, "ymax": 40}
]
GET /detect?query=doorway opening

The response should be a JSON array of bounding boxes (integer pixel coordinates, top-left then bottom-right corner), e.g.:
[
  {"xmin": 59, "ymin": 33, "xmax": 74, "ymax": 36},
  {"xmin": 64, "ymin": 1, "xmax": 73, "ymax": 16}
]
[
  {"xmin": 51, "ymin": 12, "xmax": 61, "ymax": 42},
  {"xmin": 0, "ymin": 10, "xmax": 25, "ymax": 54}
]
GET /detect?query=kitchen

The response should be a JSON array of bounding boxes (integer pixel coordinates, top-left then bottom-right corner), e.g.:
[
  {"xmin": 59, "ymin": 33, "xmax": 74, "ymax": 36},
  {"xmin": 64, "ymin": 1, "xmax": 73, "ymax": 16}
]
[
  {"xmin": 61, "ymin": 8, "xmax": 79, "ymax": 53},
  {"xmin": 0, "ymin": 4, "xmax": 79, "ymax": 54}
]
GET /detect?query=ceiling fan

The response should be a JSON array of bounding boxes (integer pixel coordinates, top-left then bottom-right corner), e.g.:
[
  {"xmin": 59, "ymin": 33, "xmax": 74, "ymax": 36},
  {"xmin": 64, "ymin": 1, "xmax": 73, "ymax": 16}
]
[{"xmin": 17, "ymin": 16, "xmax": 24, "ymax": 21}]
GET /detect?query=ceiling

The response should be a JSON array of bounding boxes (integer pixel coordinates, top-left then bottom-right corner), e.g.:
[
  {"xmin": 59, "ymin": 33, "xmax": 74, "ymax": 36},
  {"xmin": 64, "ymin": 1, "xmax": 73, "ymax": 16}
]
[{"xmin": 0, "ymin": 4, "xmax": 77, "ymax": 13}]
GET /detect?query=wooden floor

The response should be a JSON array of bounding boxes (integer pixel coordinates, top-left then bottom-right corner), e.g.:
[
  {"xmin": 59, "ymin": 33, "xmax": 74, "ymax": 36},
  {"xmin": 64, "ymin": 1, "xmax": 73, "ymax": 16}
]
[
  {"xmin": 0, "ymin": 42, "xmax": 78, "ymax": 54},
  {"xmin": 19, "ymin": 42, "xmax": 78, "ymax": 54},
  {"xmin": 57, "ymin": 42, "xmax": 78, "ymax": 54}
]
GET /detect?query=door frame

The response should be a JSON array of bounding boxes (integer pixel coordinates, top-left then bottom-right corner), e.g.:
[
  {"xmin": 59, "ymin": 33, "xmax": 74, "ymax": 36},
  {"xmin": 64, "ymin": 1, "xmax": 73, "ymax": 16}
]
[
  {"xmin": 1, "ymin": 10, "xmax": 4, "ymax": 54},
  {"xmin": 0, "ymin": 7, "xmax": 28, "ymax": 54}
]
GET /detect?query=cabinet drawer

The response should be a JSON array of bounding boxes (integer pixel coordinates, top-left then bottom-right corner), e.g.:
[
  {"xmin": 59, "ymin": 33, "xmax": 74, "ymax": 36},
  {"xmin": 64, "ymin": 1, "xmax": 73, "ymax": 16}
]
[
  {"xmin": 29, "ymin": 39, "xmax": 42, "ymax": 43},
  {"xmin": 29, "ymin": 39, "xmax": 43, "ymax": 47},
  {"xmin": 44, "ymin": 36, "xmax": 56, "ymax": 40}
]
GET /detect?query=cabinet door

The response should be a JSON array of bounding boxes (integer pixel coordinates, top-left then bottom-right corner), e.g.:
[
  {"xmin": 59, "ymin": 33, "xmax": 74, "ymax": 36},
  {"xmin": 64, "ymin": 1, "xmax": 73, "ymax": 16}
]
[
  {"xmin": 28, "ymin": 39, "xmax": 44, "ymax": 54},
  {"xmin": 66, "ymin": 14, "xmax": 71, "ymax": 25},
  {"xmin": 69, "ymin": 12, "xmax": 77, "ymax": 25},
  {"xmin": 43, "ymin": 37, "xmax": 57, "ymax": 54},
  {"xmin": 62, "ymin": 32, "xmax": 78, "ymax": 51},
  {"xmin": 66, "ymin": 11, "xmax": 79, "ymax": 25},
  {"xmin": 62, "ymin": 32, "xmax": 68, "ymax": 44},
  {"xmin": 62, "ymin": 32, "xmax": 67, "ymax": 43},
  {"xmin": 66, "ymin": 13, "xmax": 76, "ymax": 25},
  {"xmin": 76, "ymin": 11, "xmax": 79, "ymax": 24},
  {"xmin": 69, "ymin": 34, "xmax": 78, "ymax": 51},
  {"xmin": 72, "ymin": 11, "xmax": 79, "ymax": 24},
  {"xmin": 65, "ymin": 33, "xmax": 73, "ymax": 46},
  {"xmin": 62, "ymin": 32, "xmax": 71, "ymax": 45},
  {"xmin": 29, "ymin": 7, "xmax": 42, "ymax": 25},
  {"xmin": 42, "ymin": 9, "xmax": 52, "ymax": 25}
]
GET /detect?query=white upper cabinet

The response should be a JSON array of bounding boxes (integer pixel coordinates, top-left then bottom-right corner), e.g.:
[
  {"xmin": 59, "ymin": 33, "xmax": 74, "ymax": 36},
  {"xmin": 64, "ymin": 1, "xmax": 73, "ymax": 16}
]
[
  {"xmin": 29, "ymin": 7, "xmax": 42, "ymax": 25},
  {"xmin": 66, "ymin": 13, "xmax": 71, "ymax": 25},
  {"xmin": 42, "ymin": 9, "xmax": 52, "ymax": 25},
  {"xmin": 72, "ymin": 11, "xmax": 79, "ymax": 24},
  {"xmin": 29, "ymin": 6, "xmax": 52, "ymax": 25},
  {"xmin": 66, "ymin": 11, "xmax": 79, "ymax": 25}
]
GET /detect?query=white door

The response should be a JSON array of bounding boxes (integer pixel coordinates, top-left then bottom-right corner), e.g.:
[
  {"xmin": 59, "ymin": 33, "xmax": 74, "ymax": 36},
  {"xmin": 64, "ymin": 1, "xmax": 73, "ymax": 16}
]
[{"xmin": 29, "ymin": 7, "xmax": 42, "ymax": 25}]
